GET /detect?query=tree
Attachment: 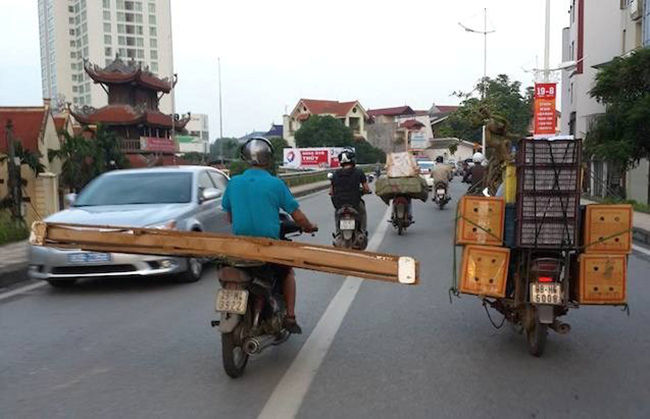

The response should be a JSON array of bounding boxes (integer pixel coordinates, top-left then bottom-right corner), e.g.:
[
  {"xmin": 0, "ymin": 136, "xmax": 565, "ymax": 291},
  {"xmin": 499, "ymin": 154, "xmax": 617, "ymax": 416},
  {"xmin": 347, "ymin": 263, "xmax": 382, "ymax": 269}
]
[
  {"xmin": 448, "ymin": 141, "xmax": 458, "ymax": 156},
  {"xmin": 295, "ymin": 115, "xmax": 385, "ymax": 164},
  {"xmin": 1, "ymin": 142, "xmax": 46, "ymax": 217},
  {"xmin": 210, "ymin": 137, "xmax": 239, "ymax": 161},
  {"xmin": 586, "ymin": 48, "xmax": 650, "ymax": 202},
  {"xmin": 437, "ymin": 75, "xmax": 534, "ymax": 143},
  {"xmin": 49, "ymin": 124, "xmax": 128, "ymax": 192},
  {"xmin": 269, "ymin": 137, "xmax": 289, "ymax": 164},
  {"xmin": 181, "ymin": 152, "xmax": 206, "ymax": 165}
]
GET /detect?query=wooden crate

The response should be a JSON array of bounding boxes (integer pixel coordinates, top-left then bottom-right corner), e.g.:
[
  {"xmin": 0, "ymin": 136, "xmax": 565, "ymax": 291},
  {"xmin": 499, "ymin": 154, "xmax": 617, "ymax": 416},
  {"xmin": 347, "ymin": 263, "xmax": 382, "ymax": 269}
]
[
  {"xmin": 577, "ymin": 254, "xmax": 627, "ymax": 304},
  {"xmin": 459, "ymin": 245, "xmax": 510, "ymax": 298},
  {"xmin": 584, "ymin": 204, "xmax": 633, "ymax": 254},
  {"xmin": 456, "ymin": 196, "xmax": 505, "ymax": 245}
]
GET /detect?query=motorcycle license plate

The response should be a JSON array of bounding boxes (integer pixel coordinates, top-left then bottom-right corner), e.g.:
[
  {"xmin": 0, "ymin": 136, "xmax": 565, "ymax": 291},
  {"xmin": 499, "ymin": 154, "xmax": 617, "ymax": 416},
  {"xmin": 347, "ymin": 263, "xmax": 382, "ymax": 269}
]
[
  {"xmin": 530, "ymin": 283, "xmax": 562, "ymax": 305},
  {"xmin": 215, "ymin": 289, "xmax": 248, "ymax": 314},
  {"xmin": 437, "ymin": 189, "xmax": 446, "ymax": 195},
  {"xmin": 339, "ymin": 219, "xmax": 355, "ymax": 230}
]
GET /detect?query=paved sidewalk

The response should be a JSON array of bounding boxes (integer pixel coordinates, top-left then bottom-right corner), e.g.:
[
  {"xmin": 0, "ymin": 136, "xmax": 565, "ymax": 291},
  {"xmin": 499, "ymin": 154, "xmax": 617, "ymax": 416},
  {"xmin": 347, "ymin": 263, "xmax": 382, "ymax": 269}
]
[{"xmin": 582, "ymin": 198, "xmax": 650, "ymax": 246}]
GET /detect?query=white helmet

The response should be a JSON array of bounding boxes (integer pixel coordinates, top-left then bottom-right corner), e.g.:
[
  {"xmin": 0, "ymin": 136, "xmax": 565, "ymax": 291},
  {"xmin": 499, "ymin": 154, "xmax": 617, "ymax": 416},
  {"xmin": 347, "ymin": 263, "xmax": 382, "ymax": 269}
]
[{"xmin": 472, "ymin": 152, "xmax": 484, "ymax": 163}]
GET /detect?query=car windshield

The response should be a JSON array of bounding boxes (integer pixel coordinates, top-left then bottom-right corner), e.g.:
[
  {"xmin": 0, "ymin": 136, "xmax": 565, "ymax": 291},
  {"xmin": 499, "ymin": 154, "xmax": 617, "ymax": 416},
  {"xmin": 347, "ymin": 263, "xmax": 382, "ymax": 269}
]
[{"xmin": 74, "ymin": 172, "xmax": 193, "ymax": 206}]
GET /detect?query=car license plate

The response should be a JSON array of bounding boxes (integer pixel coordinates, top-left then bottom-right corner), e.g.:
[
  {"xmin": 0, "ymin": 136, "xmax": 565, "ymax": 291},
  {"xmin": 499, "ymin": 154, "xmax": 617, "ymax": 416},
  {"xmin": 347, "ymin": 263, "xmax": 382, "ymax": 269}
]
[
  {"xmin": 530, "ymin": 283, "xmax": 562, "ymax": 305},
  {"xmin": 215, "ymin": 289, "xmax": 248, "ymax": 314},
  {"xmin": 67, "ymin": 252, "xmax": 112, "ymax": 264},
  {"xmin": 437, "ymin": 189, "xmax": 446, "ymax": 195},
  {"xmin": 339, "ymin": 219, "xmax": 355, "ymax": 230}
]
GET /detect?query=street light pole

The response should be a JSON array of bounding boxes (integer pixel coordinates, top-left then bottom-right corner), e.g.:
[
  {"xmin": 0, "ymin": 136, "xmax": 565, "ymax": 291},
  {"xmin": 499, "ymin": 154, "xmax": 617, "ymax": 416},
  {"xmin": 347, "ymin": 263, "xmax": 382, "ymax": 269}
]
[
  {"xmin": 218, "ymin": 57, "xmax": 224, "ymax": 165},
  {"xmin": 543, "ymin": 0, "xmax": 551, "ymax": 82}
]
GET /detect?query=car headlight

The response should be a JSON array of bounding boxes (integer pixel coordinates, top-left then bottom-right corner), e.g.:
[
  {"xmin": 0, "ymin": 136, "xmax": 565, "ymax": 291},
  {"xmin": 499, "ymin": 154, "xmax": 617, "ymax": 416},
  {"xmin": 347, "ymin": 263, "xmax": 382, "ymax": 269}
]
[{"xmin": 147, "ymin": 220, "xmax": 177, "ymax": 230}]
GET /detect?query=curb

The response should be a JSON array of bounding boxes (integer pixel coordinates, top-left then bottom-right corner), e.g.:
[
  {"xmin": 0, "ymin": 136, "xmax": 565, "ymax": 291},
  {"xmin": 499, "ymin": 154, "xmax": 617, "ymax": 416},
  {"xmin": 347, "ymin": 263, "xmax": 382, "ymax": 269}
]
[
  {"xmin": 290, "ymin": 182, "xmax": 330, "ymax": 198},
  {"xmin": 0, "ymin": 265, "xmax": 29, "ymax": 289},
  {"xmin": 633, "ymin": 227, "xmax": 650, "ymax": 246}
]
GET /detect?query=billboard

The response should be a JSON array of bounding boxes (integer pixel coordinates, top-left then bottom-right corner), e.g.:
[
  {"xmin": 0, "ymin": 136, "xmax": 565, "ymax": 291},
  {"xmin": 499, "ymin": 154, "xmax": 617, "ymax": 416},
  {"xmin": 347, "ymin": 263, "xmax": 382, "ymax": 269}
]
[
  {"xmin": 283, "ymin": 147, "xmax": 352, "ymax": 169},
  {"xmin": 533, "ymin": 83, "xmax": 557, "ymax": 136}
]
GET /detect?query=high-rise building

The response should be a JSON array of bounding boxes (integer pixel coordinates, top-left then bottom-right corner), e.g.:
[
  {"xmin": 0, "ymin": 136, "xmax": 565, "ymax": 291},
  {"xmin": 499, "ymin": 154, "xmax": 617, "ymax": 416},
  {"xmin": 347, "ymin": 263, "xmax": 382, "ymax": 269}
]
[{"xmin": 37, "ymin": 0, "xmax": 173, "ymax": 113}]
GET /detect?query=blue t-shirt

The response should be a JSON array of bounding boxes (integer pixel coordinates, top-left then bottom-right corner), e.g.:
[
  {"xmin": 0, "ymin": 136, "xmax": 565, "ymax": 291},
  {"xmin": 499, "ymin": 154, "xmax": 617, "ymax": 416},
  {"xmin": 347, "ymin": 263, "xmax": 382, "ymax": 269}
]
[{"xmin": 222, "ymin": 168, "xmax": 299, "ymax": 239}]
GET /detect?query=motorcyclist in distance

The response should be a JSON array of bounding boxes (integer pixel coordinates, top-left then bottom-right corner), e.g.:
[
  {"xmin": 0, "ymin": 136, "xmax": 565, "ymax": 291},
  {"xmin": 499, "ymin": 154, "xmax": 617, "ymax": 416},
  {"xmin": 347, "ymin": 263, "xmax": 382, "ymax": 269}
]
[{"xmin": 329, "ymin": 148, "xmax": 371, "ymax": 235}]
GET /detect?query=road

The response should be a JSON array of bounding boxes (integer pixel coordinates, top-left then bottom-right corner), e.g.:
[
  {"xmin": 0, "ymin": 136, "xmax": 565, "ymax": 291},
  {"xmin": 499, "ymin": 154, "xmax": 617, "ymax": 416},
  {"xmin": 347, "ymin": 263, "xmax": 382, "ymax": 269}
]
[{"xmin": 2, "ymin": 180, "xmax": 650, "ymax": 418}]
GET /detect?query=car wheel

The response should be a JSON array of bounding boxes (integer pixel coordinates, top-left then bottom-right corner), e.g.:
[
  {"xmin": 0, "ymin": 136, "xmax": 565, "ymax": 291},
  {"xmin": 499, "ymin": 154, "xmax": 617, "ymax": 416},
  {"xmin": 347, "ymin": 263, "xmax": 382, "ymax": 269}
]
[
  {"xmin": 47, "ymin": 279, "xmax": 77, "ymax": 288},
  {"xmin": 175, "ymin": 257, "xmax": 203, "ymax": 283}
]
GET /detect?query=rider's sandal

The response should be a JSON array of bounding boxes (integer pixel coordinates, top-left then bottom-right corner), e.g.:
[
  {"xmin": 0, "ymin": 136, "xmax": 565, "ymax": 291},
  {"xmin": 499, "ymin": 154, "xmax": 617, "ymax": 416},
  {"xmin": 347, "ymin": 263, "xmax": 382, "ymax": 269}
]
[{"xmin": 284, "ymin": 315, "xmax": 303, "ymax": 335}]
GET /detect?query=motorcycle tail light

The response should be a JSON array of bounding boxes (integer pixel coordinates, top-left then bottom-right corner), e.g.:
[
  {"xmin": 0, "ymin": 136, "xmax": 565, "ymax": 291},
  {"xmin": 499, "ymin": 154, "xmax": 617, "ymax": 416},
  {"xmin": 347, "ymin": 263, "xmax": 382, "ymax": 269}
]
[{"xmin": 538, "ymin": 276, "xmax": 554, "ymax": 283}]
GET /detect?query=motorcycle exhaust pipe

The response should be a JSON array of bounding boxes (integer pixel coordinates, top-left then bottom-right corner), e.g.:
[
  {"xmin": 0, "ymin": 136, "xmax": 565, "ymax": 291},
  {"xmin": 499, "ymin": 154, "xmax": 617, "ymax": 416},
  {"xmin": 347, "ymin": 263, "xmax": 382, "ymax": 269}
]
[
  {"xmin": 550, "ymin": 320, "xmax": 571, "ymax": 335},
  {"xmin": 243, "ymin": 334, "xmax": 277, "ymax": 355}
]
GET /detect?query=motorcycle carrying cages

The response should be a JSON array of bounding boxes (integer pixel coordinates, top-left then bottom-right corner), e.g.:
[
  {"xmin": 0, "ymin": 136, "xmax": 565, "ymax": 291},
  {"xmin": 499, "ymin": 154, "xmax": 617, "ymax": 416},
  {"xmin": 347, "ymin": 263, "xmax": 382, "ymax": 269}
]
[{"xmin": 375, "ymin": 176, "xmax": 429, "ymax": 205}]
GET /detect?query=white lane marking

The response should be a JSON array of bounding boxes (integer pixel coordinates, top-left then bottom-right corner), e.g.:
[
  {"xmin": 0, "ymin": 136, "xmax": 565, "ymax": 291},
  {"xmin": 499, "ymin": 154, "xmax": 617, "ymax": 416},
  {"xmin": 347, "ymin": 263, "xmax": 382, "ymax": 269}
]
[
  {"xmin": 633, "ymin": 244, "xmax": 650, "ymax": 257},
  {"xmin": 0, "ymin": 281, "xmax": 47, "ymax": 302},
  {"xmin": 258, "ymin": 205, "xmax": 392, "ymax": 419}
]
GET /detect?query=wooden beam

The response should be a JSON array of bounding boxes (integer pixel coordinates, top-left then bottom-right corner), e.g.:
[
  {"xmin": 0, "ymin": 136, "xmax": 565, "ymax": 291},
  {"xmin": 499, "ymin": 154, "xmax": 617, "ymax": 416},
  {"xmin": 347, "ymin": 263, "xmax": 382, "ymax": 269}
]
[{"xmin": 30, "ymin": 222, "xmax": 419, "ymax": 285}]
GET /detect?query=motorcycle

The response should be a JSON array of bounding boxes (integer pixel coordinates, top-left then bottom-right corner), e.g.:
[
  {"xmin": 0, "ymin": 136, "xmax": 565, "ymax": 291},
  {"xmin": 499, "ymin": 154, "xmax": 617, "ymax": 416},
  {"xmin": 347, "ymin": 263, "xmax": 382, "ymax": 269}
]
[
  {"xmin": 433, "ymin": 181, "xmax": 451, "ymax": 210},
  {"xmin": 487, "ymin": 250, "xmax": 571, "ymax": 357},
  {"xmin": 214, "ymin": 214, "xmax": 313, "ymax": 378},
  {"xmin": 391, "ymin": 194, "xmax": 413, "ymax": 235},
  {"xmin": 333, "ymin": 192, "xmax": 370, "ymax": 250}
]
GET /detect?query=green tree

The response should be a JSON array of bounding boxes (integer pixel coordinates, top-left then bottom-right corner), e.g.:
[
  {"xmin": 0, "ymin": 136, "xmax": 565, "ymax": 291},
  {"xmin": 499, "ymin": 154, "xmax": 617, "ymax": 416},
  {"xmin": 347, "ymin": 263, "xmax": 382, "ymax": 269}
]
[
  {"xmin": 295, "ymin": 115, "xmax": 385, "ymax": 164},
  {"xmin": 269, "ymin": 137, "xmax": 289, "ymax": 164},
  {"xmin": 181, "ymin": 152, "xmax": 206, "ymax": 164},
  {"xmin": 448, "ymin": 141, "xmax": 458, "ymax": 156},
  {"xmin": 437, "ymin": 75, "xmax": 534, "ymax": 143},
  {"xmin": 49, "ymin": 124, "xmax": 128, "ymax": 192},
  {"xmin": 586, "ymin": 48, "xmax": 650, "ymax": 202},
  {"xmin": 0, "ymin": 142, "xmax": 46, "ymax": 215},
  {"xmin": 210, "ymin": 137, "xmax": 239, "ymax": 161}
]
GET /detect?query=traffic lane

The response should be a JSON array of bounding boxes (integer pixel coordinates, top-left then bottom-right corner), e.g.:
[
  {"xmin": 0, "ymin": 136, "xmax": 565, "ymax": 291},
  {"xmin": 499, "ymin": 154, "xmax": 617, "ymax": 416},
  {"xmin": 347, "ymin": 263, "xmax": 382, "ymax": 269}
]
[
  {"xmin": 299, "ymin": 180, "xmax": 650, "ymax": 418},
  {"xmin": 0, "ymin": 190, "xmax": 387, "ymax": 419}
]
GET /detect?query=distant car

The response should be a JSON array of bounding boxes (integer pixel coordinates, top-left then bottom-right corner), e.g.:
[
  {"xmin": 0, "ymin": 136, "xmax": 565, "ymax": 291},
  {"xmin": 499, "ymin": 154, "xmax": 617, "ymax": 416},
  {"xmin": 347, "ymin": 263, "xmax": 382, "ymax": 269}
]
[
  {"xmin": 29, "ymin": 166, "xmax": 230, "ymax": 288},
  {"xmin": 417, "ymin": 160, "xmax": 435, "ymax": 189}
]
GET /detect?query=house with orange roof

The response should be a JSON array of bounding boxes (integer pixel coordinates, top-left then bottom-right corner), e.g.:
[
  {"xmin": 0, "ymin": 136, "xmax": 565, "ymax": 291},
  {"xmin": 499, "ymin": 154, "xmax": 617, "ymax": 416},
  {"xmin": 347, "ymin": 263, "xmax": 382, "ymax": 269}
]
[
  {"xmin": 283, "ymin": 99, "xmax": 369, "ymax": 146},
  {"xmin": 1, "ymin": 99, "xmax": 63, "ymax": 223}
]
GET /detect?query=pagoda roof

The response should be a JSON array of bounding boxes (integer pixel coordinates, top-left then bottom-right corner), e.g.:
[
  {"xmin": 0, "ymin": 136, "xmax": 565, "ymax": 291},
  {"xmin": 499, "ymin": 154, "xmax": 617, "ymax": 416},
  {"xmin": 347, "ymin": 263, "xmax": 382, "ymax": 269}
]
[
  {"xmin": 70, "ymin": 104, "xmax": 190, "ymax": 130},
  {"xmin": 84, "ymin": 56, "xmax": 176, "ymax": 93}
]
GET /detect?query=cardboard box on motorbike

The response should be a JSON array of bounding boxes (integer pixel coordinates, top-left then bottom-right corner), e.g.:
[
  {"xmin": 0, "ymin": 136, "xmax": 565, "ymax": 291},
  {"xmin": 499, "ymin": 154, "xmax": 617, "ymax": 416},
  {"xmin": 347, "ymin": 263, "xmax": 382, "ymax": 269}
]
[{"xmin": 375, "ymin": 152, "xmax": 429, "ymax": 205}]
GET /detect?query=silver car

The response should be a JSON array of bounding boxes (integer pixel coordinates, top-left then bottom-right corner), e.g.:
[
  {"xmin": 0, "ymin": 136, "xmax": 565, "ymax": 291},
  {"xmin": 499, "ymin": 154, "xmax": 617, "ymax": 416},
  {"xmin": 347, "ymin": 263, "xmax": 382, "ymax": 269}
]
[{"xmin": 29, "ymin": 166, "xmax": 230, "ymax": 287}]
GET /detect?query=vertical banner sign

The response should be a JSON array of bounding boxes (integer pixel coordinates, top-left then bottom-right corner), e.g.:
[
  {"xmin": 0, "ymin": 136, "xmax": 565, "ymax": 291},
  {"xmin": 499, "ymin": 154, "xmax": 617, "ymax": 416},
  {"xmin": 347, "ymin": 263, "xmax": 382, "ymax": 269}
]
[{"xmin": 534, "ymin": 83, "xmax": 557, "ymax": 136}]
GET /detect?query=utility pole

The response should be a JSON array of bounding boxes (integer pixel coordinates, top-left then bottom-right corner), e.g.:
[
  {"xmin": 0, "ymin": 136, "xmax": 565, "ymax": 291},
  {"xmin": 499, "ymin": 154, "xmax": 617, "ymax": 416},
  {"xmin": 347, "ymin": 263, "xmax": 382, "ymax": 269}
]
[
  {"xmin": 218, "ymin": 57, "xmax": 224, "ymax": 165},
  {"xmin": 5, "ymin": 119, "xmax": 23, "ymax": 220}
]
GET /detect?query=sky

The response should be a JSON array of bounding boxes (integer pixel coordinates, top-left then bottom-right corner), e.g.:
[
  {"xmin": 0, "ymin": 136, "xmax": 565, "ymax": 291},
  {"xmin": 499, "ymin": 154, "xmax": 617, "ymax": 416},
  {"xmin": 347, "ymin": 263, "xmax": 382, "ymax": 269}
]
[{"xmin": 0, "ymin": 0, "xmax": 569, "ymax": 140}]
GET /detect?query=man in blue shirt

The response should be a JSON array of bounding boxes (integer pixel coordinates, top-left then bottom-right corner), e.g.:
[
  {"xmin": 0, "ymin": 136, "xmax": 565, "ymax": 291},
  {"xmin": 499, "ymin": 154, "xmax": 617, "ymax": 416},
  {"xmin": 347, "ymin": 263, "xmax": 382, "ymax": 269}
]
[{"xmin": 222, "ymin": 137, "xmax": 317, "ymax": 334}]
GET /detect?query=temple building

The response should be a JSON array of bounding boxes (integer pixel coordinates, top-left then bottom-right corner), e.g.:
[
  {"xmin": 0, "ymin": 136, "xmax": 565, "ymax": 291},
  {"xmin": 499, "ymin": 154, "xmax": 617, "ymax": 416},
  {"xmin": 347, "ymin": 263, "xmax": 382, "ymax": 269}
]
[{"xmin": 70, "ymin": 56, "xmax": 189, "ymax": 167}]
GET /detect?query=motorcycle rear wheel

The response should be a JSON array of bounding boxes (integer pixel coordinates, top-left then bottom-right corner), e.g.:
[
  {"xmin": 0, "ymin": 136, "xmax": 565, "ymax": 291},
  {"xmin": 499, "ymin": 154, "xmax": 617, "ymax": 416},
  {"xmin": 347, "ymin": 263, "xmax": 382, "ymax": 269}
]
[
  {"xmin": 526, "ymin": 314, "xmax": 548, "ymax": 357},
  {"xmin": 222, "ymin": 332, "xmax": 249, "ymax": 378},
  {"xmin": 397, "ymin": 225, "xmax": 404, "ymax": 235}
]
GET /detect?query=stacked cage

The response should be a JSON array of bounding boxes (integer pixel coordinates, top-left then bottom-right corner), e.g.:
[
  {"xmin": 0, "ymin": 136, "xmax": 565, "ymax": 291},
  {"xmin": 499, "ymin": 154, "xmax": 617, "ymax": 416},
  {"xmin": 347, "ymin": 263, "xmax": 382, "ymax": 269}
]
[{"xmin": 516, "ymin": 139, "xmax": 582, "ymax": 249}]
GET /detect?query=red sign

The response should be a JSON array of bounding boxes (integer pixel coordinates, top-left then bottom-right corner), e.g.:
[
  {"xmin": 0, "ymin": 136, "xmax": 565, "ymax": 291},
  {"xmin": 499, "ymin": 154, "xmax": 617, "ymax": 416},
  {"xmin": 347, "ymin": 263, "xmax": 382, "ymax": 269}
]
[
  {"xmin": 141, "ymin": 137, "xmax": 177, "ymax": 153},
  {"xmin": 297, "ymin": 149, "xmax": 329, "ymax": 167},
  {"xmin": 533, "ymin": 83, "xmax": 557, "ymax": 136}
]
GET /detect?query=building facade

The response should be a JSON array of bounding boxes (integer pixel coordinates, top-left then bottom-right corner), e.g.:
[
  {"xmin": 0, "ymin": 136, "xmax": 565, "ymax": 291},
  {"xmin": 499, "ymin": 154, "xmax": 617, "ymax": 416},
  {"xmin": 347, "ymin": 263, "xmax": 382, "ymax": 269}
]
[
  {"xmin": 178, "ymin": 113, "xmax": 209, "ymax": 154},
  {"xmin": 283, "ymin": 99, "xmax": 369, "ymax": 147},
  {"xmin": 38, "ymin": 0, "xmax": 173, "ymax": 113},
  {"xmin": 560, "ymin": 0, "xmax": 647, "ymax": 202}
]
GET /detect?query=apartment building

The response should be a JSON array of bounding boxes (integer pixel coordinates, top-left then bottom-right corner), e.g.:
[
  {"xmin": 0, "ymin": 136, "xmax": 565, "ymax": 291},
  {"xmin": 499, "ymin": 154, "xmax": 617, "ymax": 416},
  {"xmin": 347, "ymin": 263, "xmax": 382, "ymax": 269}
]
[
  {"xmin": 37, "ymin": 0, "xmax": 173, "ymax": 113},
  {"xmin": 560, "ymin": 0, "xmax": 647, "ymax": 202}
]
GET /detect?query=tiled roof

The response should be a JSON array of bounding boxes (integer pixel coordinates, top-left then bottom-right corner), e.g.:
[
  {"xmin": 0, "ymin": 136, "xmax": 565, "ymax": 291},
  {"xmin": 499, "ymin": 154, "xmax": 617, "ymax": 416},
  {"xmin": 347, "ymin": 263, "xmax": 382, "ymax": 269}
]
[
  {"xmin": 265, "ymin": 124, "xmax": 283, "ymax": 138},
  {"xmin": 400, "ymin": 119, "xmax": 425, "ymax": 130},
  {"xmin": 299, "ymin": 99, "xmax": 359, "ymax": 117},
  {"xmin": 70, "ymin": 105, "xmax": 189, "ymax": 129},
  {"xmin": 367, "ymin": 106, "xmax": 415, "ymax": 117},
  {"xmin": 431, "ymin": 105, "xmax": 459, "ymax": 114},
  {"xmin": 53, "ymin": 115, "xmax": 67, "ymax": 133},
  {"xmin": 0, "ymin": 107, "xmax": 47, "ymax": 153},
  {"xmin": 85, "ymin": 57, "xmax": 174, "ymax": 93}
]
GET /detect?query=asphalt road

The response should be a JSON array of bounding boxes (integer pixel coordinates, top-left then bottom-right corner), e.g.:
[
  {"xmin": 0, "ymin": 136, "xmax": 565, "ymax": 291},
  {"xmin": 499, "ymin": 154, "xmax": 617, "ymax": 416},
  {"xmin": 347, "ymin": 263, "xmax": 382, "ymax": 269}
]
[{"xmin": 2, "ymin": 180, "xmax": 650, "ymax": 418}]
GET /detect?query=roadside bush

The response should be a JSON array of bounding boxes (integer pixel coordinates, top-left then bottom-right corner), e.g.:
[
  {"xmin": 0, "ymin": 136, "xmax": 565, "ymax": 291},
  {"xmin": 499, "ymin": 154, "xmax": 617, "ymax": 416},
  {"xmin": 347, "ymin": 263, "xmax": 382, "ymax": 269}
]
[{"xmin": 0, "ymin": 211, "xmax": 29, "ymax": 246}]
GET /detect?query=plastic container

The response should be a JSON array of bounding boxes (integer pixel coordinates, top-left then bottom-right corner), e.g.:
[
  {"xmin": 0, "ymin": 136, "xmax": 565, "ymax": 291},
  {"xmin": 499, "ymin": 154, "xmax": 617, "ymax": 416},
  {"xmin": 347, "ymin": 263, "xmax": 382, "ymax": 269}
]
[
  {"xmin": 456, "ymin": 196, "xmax": 505, "ymax": 245},
  {"xmin": 584, "ymin": 204, "xmax": 633, "ymax": 254},
  {"xmin": 459, "ymin": 245, "xmax": 510, "ymax": 298},
  {"xmin": 577, "ymin": 254, "xmax": 627, "ymax": 304}
]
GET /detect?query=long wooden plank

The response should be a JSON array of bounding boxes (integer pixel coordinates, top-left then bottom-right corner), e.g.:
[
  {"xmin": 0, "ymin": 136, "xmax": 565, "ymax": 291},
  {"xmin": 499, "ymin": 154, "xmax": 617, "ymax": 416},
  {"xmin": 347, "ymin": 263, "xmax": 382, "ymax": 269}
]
[{"xmin": 30, "ymin": 222, "xmax": 419, "ymax": 285}]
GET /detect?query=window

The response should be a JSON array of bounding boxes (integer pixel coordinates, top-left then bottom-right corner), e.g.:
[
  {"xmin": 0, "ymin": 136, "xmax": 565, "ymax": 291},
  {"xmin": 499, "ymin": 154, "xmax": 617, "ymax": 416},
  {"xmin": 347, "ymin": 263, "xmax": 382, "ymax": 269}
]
[
  {"xmin": 117, "ymin": 12, "xmax": 125, "ymax": 21},
  {"xmin": 126, "ymin": 37, "xmax": 135, "ymax": 46},
  {"xmin": 198, "ymin": 172, "xmax": 217, "ymax": 194},
  {"xmin": 148, "ymin": 3, "xmax": 155, "ymax": 12},
  {"xmin": 124, "ymin": 0, "xmax": 134, "ymax": 10},
  {"xmin": 149, "ymin": 26, "xmax": 156, "ymax": 36},
  {"xmin": 117, "ymin": 24, "xmax": 125, "ymax": 33},
  {"xmin": 208, "ymin": 171, "xmax": 228, "ymax": 192},
  {"xmin": 83, "ymin": 46, "xmax": 89, "ymax": 56},
  {"xmin": 150, "ymin": 38, "xmax": 157, "ymax": 48},
  {"xmin": 137, "ymin": 49, "xmax": 144, "ymax": 58},
  {"xmin": 105, "ymin": 47, "xmax": 112, "ymax": 56},
  {"xmin": 73, "ymin": 97, "xmax": 79, "ymax": 104},
  {"xmin": 104, "ymin": 22, "xmax": 111, "ymax": 32},
  {"xmin": 85, "ymin": 94, "xmax": 91, "ymax": 103},
  {"xmin": 119, "ymin": 48, "xmax": 127, "ymax": 56},
  {"xmin": 127, "ymin": 49, "xmax": 136, "ymax": 58},
  {"xmin": 150, "ymin": 50, "xmax": 157, "ymax": 59},
  {"xmin": 69, "ymin": 17, "xmax": 75, "ymax": 24},
  {"xmin": 136, "ymin": 37, "xmax": 144, "ymax": 47},
  {"xmin": 118, "ymin": 36, "xmax": 126, "ymax": 45},
  {"xmin": 106, "ymin": 58, "xmax": 113, "ymax": 66},
  {"xmin": 151, "ymin": 62, "xmax": 158, "ymax": 72},
  {"xmin": 136, "ymin": 2, "xmax": 143, "ymax": 12},
  {"xmin": 136, "ymin": 26, "xmax": 143, "ymax": 35},
  {"xmin": 78, "ymin": 84, "xmax": 84, "ymax": 93},
  {"xmin": 72, "ymin": 74, "xmax": 77, "ymax": 82},
  {"xmin": 70, "ymin": 51, "xmax": 76, "ymax": 59},
  {"xmin": 69, "ymin": 29, "xmax": 75, "ymax": 36},
  {"xmin": 71, "ymin": 63, "xmax": 76, "ymax": 70},
  {"xmin": 117, "ymin": 0, "xmax": 124, "ymax": 8},
  {"xmin": 68, "ymin": 5, "xmax": 74, "ymax": 12},
  {"xmin": 135, "ymin": 14, "xmax": 143, "ymax": 23},
  {"xmin": 72, "ymin": 86, "xmax": 78, "ymax": 92},
  {"xmin": 149, "ymin": 15, "xmax": 156, "ymax": 24},
  {"xmin": 104, "ymin": 35, "xmax": 112, "ymax": 44},
  {"xmin": 70, "ymin": 40, "xmax": 76, "ymax": 47},
  {"xmin": 103, "ymin": 0, "xmax": 110, "ymax": 7}
]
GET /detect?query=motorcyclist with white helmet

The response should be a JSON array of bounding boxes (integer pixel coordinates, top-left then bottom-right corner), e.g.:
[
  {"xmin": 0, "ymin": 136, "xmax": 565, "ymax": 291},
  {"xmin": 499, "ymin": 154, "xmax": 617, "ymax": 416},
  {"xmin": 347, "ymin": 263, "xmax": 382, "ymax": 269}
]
[
  {"xmin": 330, "ymin": 148, "xmax": 371, "ymax": 234},
  {"xmin": 463, "ymin": 152, "xmax": 487, "ymax": 194},
  {"xmin": 222, "ymin": 137, "xmax": 317, "ymax": 334}
]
